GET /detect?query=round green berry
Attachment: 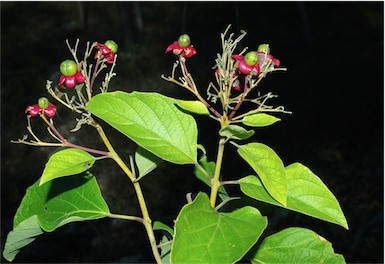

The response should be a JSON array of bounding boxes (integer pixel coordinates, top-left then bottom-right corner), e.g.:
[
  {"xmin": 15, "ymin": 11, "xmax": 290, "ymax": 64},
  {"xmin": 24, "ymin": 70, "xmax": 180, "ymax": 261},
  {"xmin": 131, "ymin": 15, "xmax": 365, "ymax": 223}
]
[
  {"xmin": 244, "ymin": 51, "xmax": 259, "ymax": 66},
  {"xmin": 178, "ymin": 34, "xmax": 191, "ymax": 47},
  {"xmin": 60, "ymin": 60, "xmax": 77, "ymax": 76},
  {"xmin": 257, "ymin": 44, "xmax": 270, "ymax": 54},
  {"xmin": 38, "ymin": 97, "xmax": 49, "ymax": 109},
  {"xmin": 104, "ymin": 40, "xmax": 118, "ymax": 53}
]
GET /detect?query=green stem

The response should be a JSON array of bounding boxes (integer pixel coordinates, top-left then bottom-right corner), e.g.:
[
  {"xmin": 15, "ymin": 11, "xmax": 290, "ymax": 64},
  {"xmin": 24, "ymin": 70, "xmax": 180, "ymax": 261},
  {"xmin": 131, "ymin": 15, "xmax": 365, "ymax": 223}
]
[
  {"xmin": 108, "ymin": 213, "xmax": 144, "ymax": 223},
  {"xmin": 93, "ymin": 121, "xmax": 162, "ymax": 264},
  {"xmin": 221, "ymin": 180, "xmax": 240, "ymax": 186},
  {"xmin": 209, "ymin": 137, "xmax": 226, "ymax": 208}
]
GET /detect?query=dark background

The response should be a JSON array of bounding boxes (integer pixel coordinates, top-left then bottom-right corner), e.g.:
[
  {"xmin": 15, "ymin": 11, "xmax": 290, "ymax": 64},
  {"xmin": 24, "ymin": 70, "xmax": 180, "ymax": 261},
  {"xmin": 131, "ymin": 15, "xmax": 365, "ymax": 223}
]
[{"xmin": 1, "ymin": 1, "xmax": 383, "ymax": 263}]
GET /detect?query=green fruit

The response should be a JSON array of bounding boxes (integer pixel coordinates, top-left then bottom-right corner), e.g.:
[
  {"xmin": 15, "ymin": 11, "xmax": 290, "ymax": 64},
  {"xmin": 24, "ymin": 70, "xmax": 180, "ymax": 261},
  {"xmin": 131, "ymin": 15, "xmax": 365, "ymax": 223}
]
[
  {"xmin": 244, "ymin": 51, "xmax": 259, "ymax": 66},
  {"xmin": 60, "ymin": 60, "xmax": 77, "ymax": 76},
  {"xmin": 38, "ymin": 97, "xmax": 49, "ymax": 109},
  {"xmin": 257, "ymin": 44, "xmax": 270, "ymax": 54},
  {"xmin": 104, "ymin": 40, "xmax": 118, "ymax": 53},
  {"xmin": 178, "ymin": 34, "xmax": 191, "ymax": 47}
]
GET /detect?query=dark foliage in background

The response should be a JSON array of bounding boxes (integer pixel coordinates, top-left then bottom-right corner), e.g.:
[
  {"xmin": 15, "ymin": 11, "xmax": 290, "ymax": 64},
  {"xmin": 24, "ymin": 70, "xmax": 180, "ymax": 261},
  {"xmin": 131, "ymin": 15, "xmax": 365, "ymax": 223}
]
[{"xmin": 1, "ymin": 2, "xmax": 383, "ymax": 263}]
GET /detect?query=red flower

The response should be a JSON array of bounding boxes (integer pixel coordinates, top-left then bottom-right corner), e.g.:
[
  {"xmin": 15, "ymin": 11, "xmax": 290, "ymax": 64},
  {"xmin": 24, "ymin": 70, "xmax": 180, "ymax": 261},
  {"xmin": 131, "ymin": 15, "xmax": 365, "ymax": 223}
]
[
  {"xmin": 25, "ymin": 103, "xmax": 57, "ymax": 117},
  {"xmin": 59, "ymin": 71, "xmax": 86, "ymax": 89},
  {"xmin": 166, "ymin": 41, "xmax": 196, "ymax": 58},
  {"xmin": 232, "ymin": 51, "xmax": 280, "ymax": 76},
  {"xmin": 95, "ymin": 43, "xmax": 115, "ymax": 64},
  {"xmin": 232, "ymin": 54, "xmax": 261, "ymax": 76}
]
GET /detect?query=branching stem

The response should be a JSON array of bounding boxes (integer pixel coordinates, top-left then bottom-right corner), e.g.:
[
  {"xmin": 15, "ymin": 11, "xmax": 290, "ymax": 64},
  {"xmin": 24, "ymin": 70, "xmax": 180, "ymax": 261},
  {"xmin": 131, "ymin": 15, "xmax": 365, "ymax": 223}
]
[
  {"xmin": 40, "ymin": 115, "xmax": 110, "ymax": 156},
  {"xmin": 92, "ymin": 120, "xmax": 162, "ymax": 264}
]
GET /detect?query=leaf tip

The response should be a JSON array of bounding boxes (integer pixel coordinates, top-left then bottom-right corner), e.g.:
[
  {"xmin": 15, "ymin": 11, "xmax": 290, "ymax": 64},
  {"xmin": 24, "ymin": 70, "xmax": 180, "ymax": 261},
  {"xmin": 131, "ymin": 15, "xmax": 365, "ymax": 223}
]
[{"xmin": 38, "ymin": 178, "xmax": 46, "ymax": 187}]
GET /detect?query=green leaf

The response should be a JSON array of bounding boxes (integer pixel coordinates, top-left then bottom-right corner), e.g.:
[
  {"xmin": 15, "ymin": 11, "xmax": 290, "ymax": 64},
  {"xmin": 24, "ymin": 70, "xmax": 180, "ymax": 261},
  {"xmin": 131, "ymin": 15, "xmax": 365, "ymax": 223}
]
[
  {"xmin": 3, "ymin": 215, "xmax": 44, "ymax": 262},
  {"xmin": 248, "ymin": 227, "xmax": 346, "ymax": 264},
  {"xmin": 153, "ymin": 221, "xmax": 174, "ymax": 237},
  {"xmin": 219, "ymin": 125, "xmax": 255, "ymax": 140},
  {"xmin": 176, "ymin": 99, "xmax": 210, "ymax": 115},
  {"xmin": 197, "ymin": 144, "xmax": 207, "ymax": 155},
  {"xmin": 239, "ymin": 163, "xmax": 349, "ymax": 229},
  {"xmin": 171, "ymin": 192, "xmax": 267, "ymax": 263},
  {"xmin": 40, "ymin": 148, "xmax": 96, "ymax": 186},
  {"xmin": 159, "ymin": 235, "xmax": 172, "ymax": 264},
  {"xmin": 242, "ymin": 113, "xmax": 280, "ymax": 127},
  {"xmin": 135, "ymin": 147, "xmax": 162, "ymax": 179},
  {"xmin": 14, "ymin": 173, "xmax": 109, "ymax": 232},
  {"xmin": 87, "ymin": 91, "xmax": 198, "ymax": 164},
  {"xmin": 194, "ymin": 155, "xmax": 215, "ymax": 187},
  {"xmin": 237, "ymin": 143, "xmax": 287, "ymax": 206},
  {"xmin": 194, "ymin": 156, "xmax": 228, "ymax": 198},
  {"xmin": 4, "ymin": 173, "xmax": 109, "ymax": 261}
]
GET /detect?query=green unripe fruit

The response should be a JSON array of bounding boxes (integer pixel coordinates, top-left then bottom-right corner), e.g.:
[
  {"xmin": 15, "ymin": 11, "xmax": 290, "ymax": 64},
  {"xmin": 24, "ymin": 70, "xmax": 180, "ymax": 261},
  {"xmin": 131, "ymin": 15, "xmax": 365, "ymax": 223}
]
[
  {"xmin": 60, "ymin": 60, "xmax": 77, "ymax": 76},
  {"xmin": 104, "ymin": 40, "xmax": 118, "ymax": 53},
  {"xmin": 257, "ymin": 44, "xmax": 270, "ymax": 54},
  {"xmin": 38, "ymin": 97, "xmax": 49, "ymax": 109},
  {"xmin": 178, "ymin": 34, "xmax": 191, "ymax": 47},
  {"xmin": 244, "ymin": 51, "xmax": 259, "ymax": 66}
]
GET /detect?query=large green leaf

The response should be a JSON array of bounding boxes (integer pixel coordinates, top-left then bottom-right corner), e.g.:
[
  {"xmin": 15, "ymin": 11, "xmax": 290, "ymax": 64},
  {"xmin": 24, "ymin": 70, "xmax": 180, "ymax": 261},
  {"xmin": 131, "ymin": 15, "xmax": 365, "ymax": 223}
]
[
  {"xmin": 3, "ymin": 215, "xmax": 43, "ymax": 262},
  {"xmin": 14, "ymin": 173, "xmax": 109, "ymax": 232},
  {"xmin": 242, "ymin": 113, "xmax": 280, "ymax": 127},
  {"xmin": 239, "ymin": 163, "xmax": 349, "ymax": 229},
  {"xmin": 237, "ymin": 143, "xmax": 287, "ymax": 206},
  {"xmin": 248, "ymin": 227, "xmax": 346, "ymax": 263},
  {"xmin": 87, "ymin": 91, "xmax": 198, "ymax": 164},
  {"xmin": 4, "ymin": 173, "xmax": 109, "ymax": 261},
  {"xmin": 171, "ymin": 192, "xmax": 267, "ymax": 263},
  {"xmin": 40, "ymin": 148, "xmax": 96, "ymax": 186}
]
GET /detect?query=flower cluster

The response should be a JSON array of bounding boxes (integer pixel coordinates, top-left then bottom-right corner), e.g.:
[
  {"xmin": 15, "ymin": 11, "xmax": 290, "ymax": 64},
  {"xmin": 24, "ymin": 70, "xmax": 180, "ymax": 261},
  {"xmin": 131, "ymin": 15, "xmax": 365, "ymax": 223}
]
[
  {"xmin": 25, "ymin": 39, "xmax": 119, "ymax": 118},
  {"xmin": 165, "ymin": 33, "xmax": 281, "ymax": 94}
]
